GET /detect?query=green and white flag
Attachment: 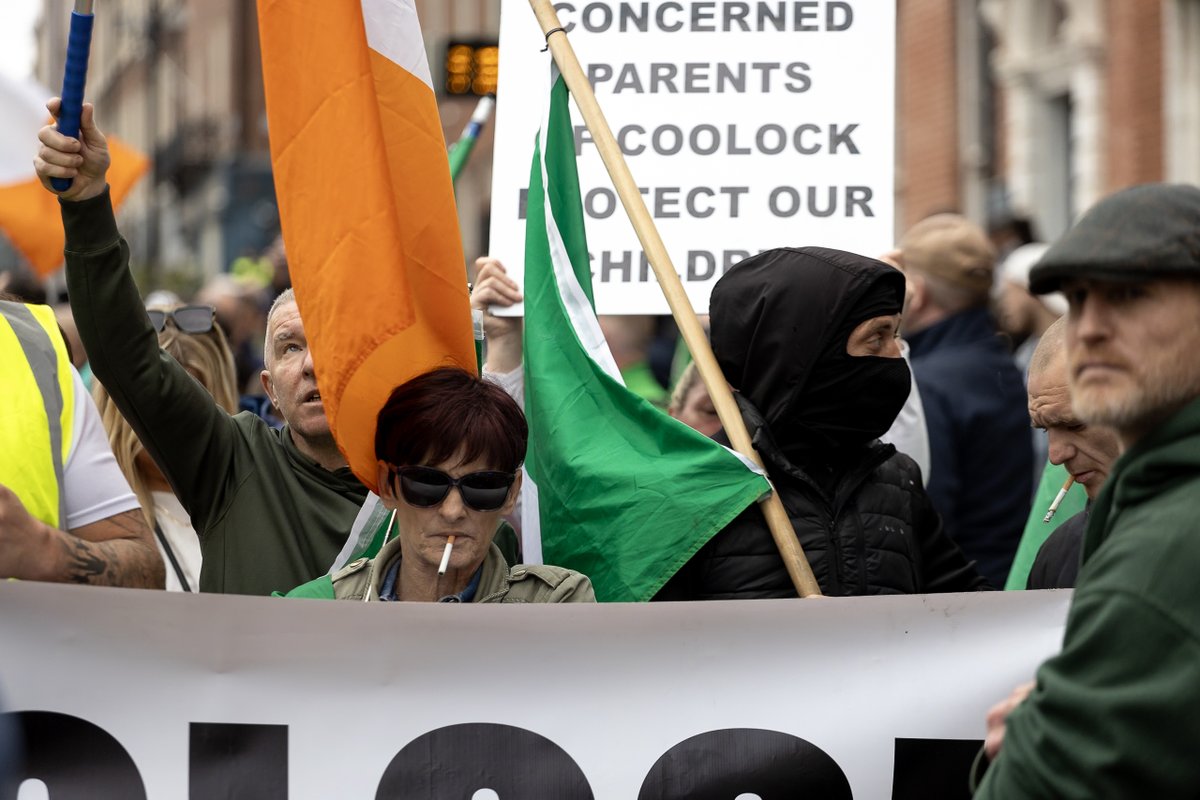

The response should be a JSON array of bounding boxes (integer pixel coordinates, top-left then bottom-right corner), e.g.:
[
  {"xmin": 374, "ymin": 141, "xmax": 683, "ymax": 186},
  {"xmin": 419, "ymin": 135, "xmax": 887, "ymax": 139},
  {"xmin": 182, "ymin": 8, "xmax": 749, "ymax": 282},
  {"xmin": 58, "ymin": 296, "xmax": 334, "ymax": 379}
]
[{"xmin": 522, "ymin": 66, "xmax": 771, "ymax": 602}]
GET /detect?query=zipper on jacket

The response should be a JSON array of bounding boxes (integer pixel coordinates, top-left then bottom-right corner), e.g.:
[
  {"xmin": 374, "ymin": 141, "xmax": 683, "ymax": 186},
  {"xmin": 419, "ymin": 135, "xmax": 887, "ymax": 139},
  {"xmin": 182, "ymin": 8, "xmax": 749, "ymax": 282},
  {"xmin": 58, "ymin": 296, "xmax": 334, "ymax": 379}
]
[{"xmin": 824, "ymin": 518, "xmax": 845, "ymax": 595}]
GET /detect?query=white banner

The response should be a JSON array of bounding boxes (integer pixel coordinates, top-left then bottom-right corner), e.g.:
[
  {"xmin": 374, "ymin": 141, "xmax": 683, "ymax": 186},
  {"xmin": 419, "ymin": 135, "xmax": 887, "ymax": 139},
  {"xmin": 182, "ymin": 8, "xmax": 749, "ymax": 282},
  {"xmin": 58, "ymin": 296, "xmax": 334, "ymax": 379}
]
[
  {"xmin": 0, "ymin": 582, "xmax": 1069, "ymax": 798},
  {"xmin": 489, "ymin": 0, "xmax": 896, "ymax": 315}
]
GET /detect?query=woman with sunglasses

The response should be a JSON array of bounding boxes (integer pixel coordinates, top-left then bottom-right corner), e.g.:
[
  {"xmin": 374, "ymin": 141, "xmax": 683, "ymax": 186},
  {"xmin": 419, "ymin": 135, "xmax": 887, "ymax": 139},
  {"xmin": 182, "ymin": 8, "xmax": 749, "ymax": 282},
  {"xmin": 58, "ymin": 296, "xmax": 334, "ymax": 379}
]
[
  {"xmin": 289, "ymin": 367, "xmax": 594, "ymax": 603},
  {"xmin": 94, "ymin": 303, "xmax": 238, "ymax": 592}
]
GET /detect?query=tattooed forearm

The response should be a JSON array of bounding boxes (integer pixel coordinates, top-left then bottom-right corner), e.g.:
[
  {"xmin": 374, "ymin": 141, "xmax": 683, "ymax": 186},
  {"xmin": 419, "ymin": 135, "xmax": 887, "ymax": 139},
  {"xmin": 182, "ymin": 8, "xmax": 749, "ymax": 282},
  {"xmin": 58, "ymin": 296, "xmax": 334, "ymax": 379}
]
[
  {"xmin": 58, "ymin": 509, "xmax": 166, "ymax": 588},
  {"xmin": 63, "ymin": 536, "xmax": 108, "ymax": 582}
]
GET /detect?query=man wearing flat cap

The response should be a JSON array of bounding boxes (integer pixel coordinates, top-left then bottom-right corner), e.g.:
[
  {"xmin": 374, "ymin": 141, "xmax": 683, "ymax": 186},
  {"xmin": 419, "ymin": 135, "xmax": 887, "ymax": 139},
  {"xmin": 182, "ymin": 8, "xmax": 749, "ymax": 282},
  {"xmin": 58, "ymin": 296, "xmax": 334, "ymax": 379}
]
[
  {"xmin": 974, "ymin": 183, "xmax": 1200, "ymax": 797},
  {"xmin": 897, "ymin": 214, "xmax": 1032, "ymax": 587}
]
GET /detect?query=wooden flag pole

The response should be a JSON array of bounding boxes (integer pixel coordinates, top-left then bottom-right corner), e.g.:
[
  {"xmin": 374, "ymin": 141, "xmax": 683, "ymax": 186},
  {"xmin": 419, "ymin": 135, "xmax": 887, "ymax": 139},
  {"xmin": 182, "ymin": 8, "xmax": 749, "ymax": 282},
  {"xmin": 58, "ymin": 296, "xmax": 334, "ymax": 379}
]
[{"xmin": 528, "ymin": 0, "xmax": 823, "ymax": 598}]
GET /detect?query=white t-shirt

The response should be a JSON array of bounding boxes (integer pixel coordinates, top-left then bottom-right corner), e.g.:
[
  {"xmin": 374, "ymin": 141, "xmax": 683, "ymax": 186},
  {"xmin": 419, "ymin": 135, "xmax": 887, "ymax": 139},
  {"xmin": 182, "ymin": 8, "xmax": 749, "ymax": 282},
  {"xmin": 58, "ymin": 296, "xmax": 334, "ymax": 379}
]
[
  {"xmin": 150, "ymin": 490, "xmax": 202, "ymax": 592},
  {"xmin": 62, "ymin": 367, "xmax": 141, "ymax": 529}
]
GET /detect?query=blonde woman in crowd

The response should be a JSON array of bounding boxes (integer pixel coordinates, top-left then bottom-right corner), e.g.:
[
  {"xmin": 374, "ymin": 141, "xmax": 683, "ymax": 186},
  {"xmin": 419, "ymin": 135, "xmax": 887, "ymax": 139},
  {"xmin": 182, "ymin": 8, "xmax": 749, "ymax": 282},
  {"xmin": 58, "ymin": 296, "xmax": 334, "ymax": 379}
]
[{"xmin": 93, "ymin": 303, "xmax": 238, "ymax": 591}]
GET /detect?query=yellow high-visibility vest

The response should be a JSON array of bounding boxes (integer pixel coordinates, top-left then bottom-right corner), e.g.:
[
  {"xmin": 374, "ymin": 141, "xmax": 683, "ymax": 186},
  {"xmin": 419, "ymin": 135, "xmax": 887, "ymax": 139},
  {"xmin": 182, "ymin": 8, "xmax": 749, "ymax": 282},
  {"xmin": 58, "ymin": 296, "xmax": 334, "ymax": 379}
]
[{"xmin": 0, "ymin": 301, "xmax": 75, "ymax": 529}]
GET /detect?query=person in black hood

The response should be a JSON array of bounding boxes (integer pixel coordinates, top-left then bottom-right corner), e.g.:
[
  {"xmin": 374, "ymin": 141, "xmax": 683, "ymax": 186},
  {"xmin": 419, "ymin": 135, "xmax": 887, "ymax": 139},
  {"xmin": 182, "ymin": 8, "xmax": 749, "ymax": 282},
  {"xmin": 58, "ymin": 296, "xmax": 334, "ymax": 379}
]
[{"xmin": 655, "ymin": 247, "xmax": 989, "ymax": 598}]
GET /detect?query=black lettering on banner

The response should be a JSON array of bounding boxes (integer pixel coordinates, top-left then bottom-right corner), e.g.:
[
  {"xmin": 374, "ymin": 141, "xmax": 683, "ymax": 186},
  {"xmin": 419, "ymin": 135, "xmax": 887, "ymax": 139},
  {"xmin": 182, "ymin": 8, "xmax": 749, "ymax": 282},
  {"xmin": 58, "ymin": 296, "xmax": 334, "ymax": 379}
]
[
  {"xmin": 3, "ymin": 711, "xmax": 146, "ymax": 799},
  {"xmin": 190, "ymin": 722, "xmax": 288, "ymax": 799},
  {"xmin": 891, "ymin": 738, "xmax": 982, "ymax": 800},
  {"xmin": 517, "ymin": 188, "xmax": 528, "ymax": 220},
  {"xmin": 376, "ymin": 722, "xmax": 593, "ymax": 799},
  {"xmin": 638, "ymin": 728, "xmax": 852, "ymax": 799}
]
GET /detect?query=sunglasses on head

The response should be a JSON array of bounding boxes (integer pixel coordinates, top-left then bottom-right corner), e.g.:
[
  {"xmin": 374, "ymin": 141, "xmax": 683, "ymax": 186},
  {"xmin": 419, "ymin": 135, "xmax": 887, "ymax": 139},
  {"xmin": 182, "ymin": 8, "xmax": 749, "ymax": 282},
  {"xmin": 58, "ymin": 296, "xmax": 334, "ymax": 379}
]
[
  {"xmin": 390, "ymin": 465, "xmax": 516, "ymax": 512},
  {"xmin": 147, "ymin": 305, "xmax": 216, "ymax": 334}
]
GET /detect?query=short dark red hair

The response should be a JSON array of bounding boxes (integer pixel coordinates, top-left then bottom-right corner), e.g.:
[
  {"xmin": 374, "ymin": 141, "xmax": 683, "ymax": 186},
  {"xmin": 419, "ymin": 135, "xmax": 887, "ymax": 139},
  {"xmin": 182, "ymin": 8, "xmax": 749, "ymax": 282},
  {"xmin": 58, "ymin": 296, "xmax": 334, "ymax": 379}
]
[{"xmin": 375, "ymin": 366, "xmax": 527, "ymax": 473}]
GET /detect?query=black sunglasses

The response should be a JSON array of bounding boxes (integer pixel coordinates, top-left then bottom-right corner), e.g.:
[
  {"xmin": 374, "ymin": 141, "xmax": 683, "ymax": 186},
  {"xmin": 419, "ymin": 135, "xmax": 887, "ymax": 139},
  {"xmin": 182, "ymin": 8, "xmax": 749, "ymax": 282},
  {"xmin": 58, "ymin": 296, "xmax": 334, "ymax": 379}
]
[
  {"xmin": 147, "ymin": 305, "xmax": 216, "ymax": 334},
  {"xmin": 391, "ymin": 465, "xmax": 516, "ymax": 512}
]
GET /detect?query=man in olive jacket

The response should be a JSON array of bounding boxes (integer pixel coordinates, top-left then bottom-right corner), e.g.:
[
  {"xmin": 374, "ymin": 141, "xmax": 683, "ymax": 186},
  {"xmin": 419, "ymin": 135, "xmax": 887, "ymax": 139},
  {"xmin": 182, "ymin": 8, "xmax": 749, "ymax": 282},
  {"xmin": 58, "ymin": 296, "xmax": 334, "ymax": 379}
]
[
  {"xmin": 35, "ymin": 100, "xmax": 368, "ymax": 596},
  {"xmin": 976, "ymin": 183, "xmax": 1200, "ymax": 797}
]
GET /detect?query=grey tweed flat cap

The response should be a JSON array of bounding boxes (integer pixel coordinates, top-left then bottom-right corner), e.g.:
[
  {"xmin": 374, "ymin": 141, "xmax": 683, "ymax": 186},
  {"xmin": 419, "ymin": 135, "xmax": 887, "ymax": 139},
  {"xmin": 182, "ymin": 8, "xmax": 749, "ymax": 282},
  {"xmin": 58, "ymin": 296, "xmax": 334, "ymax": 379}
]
[{"xmin": 1029, "ymin": 183, "xmax": 1200, "ymax": 294}]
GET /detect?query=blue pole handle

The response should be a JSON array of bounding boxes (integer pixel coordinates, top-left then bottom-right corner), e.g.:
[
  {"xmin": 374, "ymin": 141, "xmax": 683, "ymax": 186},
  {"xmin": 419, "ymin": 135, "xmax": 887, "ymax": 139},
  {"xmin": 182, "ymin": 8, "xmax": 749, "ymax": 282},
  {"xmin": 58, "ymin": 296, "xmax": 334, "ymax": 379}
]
[{"xmin": 51, "ymin": 11, "xmax": 96, "ymax": 192}]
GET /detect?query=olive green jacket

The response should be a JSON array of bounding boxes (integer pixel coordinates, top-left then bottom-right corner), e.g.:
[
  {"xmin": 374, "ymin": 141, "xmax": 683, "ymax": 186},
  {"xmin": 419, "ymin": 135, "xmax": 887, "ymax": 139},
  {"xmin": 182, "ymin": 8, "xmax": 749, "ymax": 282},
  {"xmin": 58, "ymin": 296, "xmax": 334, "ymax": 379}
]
[
  {"xmin": 63, "ymin": 190, "xmax": 369, "ymax": 596},
  {"xmin": 290, "ymin": 535, "xmax": 595, "ymax": 603},
  {"xmin": 975, "ymin": 396, "xmax": 1200, "ymax": 797}
]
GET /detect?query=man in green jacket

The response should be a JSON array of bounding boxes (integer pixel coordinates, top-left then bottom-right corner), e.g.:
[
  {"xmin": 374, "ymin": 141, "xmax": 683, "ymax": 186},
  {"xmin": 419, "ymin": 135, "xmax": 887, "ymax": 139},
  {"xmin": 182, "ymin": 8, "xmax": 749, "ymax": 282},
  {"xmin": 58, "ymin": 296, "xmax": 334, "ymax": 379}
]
[
  {"xmin": 975, "ymin": 183, "xmax": 1200, "ymax": 797},
  {"xmin": 35, "ymin": 100, "xmax": 368, "ymax": 596}
]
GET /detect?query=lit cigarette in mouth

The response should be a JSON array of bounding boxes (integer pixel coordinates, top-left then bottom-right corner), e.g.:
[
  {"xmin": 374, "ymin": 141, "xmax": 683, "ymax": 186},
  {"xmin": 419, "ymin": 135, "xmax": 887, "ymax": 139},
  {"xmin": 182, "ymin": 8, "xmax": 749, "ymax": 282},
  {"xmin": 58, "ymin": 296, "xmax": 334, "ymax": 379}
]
[
  {"xmin": 437, "ymin": 535, "xmax": 456, "ymax": 575},
  {"xmin": 1043, "ymin": 477, "xmax": 1075, "ymax": 523}
]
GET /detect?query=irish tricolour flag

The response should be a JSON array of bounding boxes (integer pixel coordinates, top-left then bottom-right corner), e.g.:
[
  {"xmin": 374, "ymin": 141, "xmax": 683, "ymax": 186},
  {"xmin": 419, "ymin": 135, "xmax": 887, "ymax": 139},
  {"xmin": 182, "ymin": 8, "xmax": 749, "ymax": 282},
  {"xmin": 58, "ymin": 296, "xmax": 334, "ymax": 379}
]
[
  {"xmin": 257, "ymin": 0, "xmax": 476, "ymax": 491},
  {"xmin": 0, "ymin": 74, "xmax": 147, "ymax": 277},
  {"xmin": 521, "ymin": 66, "xmax": 770, "ymax": 602}
]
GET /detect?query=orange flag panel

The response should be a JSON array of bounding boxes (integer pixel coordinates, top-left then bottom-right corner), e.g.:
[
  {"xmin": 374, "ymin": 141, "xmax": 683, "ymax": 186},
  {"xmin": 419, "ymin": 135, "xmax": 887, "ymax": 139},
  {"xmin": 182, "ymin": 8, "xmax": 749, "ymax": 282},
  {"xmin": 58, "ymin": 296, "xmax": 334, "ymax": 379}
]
[{"xmin": 258, "ymin": 0, "xmax": 475, "ymax": 491}]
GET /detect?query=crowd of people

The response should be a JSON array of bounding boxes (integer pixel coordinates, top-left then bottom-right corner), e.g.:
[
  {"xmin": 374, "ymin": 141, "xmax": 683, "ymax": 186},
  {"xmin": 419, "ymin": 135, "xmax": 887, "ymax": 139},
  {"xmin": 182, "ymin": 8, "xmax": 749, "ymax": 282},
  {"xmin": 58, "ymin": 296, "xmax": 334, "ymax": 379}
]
[{"xmin": 3, "ymin": 94, "xmax": 1200, "ymax": 794}]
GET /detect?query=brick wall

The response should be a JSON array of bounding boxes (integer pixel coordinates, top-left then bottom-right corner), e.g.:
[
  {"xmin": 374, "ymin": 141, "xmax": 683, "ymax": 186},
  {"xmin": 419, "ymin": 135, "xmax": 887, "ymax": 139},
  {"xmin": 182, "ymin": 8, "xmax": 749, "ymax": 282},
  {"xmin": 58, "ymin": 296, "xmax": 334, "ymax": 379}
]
[
  {"xmin": 1105, "ymin": 0, "xmax": 1164, "ymax": 191},
  {"xmin": 897, "ymin": 0, "xmax": 961, "ymax": 231}
]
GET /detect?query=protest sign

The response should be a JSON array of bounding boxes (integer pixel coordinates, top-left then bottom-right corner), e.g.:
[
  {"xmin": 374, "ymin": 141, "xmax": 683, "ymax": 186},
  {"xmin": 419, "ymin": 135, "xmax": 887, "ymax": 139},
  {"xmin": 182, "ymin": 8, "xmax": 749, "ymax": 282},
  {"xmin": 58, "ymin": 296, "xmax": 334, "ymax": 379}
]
[
  {"xmin": 490, "ymin": 0, "xmax": 896, "ymax": 314},
  {"xmin": 0, "ymin": 581, "xmax": 1068, "ymax": 798}
]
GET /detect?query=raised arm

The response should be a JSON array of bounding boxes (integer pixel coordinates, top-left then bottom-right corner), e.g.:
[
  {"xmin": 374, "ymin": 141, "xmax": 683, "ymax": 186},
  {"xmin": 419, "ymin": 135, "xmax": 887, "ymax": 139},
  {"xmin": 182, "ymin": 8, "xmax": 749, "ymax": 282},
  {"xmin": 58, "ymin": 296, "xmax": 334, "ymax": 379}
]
[{"xmin": 36, "ymin": 100, "xmax": 242, "ymax": 531}]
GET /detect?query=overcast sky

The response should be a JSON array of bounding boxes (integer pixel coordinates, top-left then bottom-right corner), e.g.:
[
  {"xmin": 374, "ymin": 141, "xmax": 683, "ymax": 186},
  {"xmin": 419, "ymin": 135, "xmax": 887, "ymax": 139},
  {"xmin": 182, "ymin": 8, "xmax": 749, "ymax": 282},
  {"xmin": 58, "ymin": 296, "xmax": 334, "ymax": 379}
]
[{"xmin": 0, "ymin": 4, "xmax": 40, "ymax": 82}]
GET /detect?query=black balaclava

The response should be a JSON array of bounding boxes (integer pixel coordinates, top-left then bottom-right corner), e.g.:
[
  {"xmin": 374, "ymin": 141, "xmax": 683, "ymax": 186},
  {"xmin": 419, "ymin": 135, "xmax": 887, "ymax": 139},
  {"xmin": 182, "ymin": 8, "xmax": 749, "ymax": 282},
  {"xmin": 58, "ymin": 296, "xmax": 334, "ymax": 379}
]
[{"xmin": 710, "ymin": 247, "xmax": 911, "ymax": 464}]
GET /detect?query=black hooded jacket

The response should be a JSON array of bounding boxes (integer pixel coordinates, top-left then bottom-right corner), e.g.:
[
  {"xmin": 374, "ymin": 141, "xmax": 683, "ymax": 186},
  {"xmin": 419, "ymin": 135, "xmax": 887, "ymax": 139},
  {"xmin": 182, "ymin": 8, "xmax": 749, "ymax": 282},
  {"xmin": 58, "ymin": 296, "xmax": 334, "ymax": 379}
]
[{"xmin": 656, "ymin": 248, "xmax": 988, "ymax": 598}]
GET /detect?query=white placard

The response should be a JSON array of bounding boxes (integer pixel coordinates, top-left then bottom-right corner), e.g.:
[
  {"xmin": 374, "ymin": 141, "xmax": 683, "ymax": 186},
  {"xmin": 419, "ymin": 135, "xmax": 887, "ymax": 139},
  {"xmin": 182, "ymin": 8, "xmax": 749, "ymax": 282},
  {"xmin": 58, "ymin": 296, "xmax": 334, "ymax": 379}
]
[
  {"xmin": 0, "ymin": 582, "xmax": 1069, "ymax": 798},
  {"xmin": 489, "ymin": 0, "xmax": 896, "ymax": 315}
]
